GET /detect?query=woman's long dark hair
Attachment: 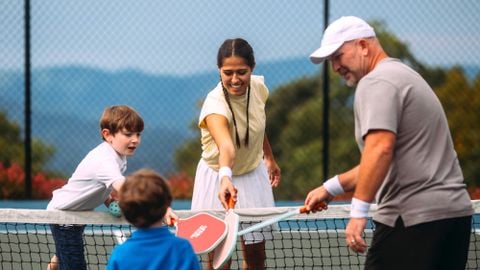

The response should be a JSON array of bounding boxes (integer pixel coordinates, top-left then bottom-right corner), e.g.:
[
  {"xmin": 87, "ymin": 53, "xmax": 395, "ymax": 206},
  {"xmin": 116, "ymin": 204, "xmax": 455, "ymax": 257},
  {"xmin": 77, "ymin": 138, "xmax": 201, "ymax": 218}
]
[{"xmin": 217, "ymin": 38, "xmax": 255, "ymax": 148}]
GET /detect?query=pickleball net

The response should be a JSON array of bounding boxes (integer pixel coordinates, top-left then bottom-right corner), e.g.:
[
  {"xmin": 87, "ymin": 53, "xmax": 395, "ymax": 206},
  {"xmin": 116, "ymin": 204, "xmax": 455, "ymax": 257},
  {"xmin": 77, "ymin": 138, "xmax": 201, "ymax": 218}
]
[{"xmin": 1, "ymin": 201, "xmax": 479, "ymax": 270}]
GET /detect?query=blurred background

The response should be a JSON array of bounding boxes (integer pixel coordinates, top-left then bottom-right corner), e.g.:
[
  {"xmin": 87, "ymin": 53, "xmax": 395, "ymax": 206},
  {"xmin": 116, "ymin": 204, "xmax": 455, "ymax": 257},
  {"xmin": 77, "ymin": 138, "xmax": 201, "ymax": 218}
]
[{"xmin": 1, "ymin": 0, "xmax": 479, "ymax": 201}]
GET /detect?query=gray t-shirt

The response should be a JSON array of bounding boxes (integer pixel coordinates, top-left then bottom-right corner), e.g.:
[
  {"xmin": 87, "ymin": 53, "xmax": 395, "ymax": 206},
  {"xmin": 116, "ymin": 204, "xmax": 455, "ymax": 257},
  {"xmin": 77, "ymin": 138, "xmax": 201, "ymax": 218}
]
[{"xmin": 354, "ymin": 58, "xmax": 473, "ymax": 227}]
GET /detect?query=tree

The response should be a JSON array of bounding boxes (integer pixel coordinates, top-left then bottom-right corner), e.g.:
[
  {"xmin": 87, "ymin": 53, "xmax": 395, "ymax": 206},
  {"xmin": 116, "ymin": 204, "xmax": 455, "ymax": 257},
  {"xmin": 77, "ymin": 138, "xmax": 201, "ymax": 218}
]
[
  {"xmin": 173, "ymin": 116, "xmax": 202, "ymax": 178},
  {"xmin": 0, "ymin": 111, "xmax": 23, "ymax": 166},
  {"xmin": 0, "ymin": 111, "xmax": 56, "ymax": 172},
  {"xmin": 435, "ymin": 67, "xmax": 480, "ymax": 186},
  {"xmin": 0, "ymin": 110, "xmax": 63, "ymax": 199}
]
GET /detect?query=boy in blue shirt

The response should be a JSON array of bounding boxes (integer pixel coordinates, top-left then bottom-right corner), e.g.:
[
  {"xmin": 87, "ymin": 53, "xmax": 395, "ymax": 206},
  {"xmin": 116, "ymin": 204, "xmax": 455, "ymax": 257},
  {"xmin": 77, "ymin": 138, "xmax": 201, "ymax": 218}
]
[{"xmin": 106, "ymin": 169, "xmax": 200, "ymax": 270}]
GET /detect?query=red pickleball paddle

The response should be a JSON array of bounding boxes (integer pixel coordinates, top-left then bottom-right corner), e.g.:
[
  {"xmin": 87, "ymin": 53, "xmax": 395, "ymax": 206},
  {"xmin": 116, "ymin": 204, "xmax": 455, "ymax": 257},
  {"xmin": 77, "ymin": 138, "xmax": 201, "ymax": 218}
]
[
  {"xmin": 175, "ymin": 212, "xmax": 228, "ymax": 254},
  {"xmin": 212, "ymin": 204, "xmax": 313, "ymax": 269}
]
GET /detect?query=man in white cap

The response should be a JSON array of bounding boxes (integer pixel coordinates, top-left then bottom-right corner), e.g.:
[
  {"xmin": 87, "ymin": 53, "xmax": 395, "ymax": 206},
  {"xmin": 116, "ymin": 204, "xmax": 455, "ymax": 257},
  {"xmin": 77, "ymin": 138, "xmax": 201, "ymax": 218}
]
[{"xmin": 304, "ymin": 16, "xmax": 473, "ymax": 269}]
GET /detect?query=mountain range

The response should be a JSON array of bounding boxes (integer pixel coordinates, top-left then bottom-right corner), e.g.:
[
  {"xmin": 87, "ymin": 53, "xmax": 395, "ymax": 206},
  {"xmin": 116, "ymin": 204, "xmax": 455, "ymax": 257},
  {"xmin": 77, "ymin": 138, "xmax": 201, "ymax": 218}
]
[
  {"xmin": 0, "ymin": 57, "xmax": 319, "ymax": 175},
  {"xmin": 0, "ymin": 59, "xmax": 478, "ymax": 175}
]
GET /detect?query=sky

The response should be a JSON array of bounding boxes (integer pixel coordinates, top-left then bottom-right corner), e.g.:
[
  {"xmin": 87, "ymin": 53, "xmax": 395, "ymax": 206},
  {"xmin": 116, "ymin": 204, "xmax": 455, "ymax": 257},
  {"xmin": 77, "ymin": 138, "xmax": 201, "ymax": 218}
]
[{"xmin": 1, "ymin": 0, "xmax": 479, "ymax": 75}]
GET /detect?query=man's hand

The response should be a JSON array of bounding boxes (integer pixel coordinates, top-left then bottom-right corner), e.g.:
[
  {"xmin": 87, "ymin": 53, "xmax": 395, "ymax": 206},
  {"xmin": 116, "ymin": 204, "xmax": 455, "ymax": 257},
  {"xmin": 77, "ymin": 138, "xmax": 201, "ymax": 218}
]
[
  {"xmin": 345, "ymin": 217, "xmax": 368, "ymax": 253},
  {"xmin": 304, "ymin": 185, "xmax": 333, "ymax": 212}
]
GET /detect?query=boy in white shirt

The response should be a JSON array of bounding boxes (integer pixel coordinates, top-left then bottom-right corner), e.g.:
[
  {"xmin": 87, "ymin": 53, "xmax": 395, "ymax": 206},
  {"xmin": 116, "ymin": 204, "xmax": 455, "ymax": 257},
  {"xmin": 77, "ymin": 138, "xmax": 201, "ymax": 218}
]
[{"xmin": 47, "ymin": 105, "xmax": 175, "ymax": 270}]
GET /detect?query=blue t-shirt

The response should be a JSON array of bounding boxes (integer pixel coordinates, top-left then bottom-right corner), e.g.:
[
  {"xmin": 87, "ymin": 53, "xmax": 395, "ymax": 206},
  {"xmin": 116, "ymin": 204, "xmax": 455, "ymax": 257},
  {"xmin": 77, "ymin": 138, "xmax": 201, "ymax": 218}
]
[{"xmin": 106, "ymin": 226, "xmax": 200, "ymax": 270}]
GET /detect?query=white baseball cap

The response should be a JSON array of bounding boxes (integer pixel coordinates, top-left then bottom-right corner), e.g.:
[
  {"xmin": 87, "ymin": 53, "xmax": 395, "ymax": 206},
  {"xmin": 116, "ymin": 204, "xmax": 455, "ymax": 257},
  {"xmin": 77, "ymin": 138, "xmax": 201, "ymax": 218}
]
[{"xmin": 310, "ymin": 16, "xmax": 376, "ymax": 64}]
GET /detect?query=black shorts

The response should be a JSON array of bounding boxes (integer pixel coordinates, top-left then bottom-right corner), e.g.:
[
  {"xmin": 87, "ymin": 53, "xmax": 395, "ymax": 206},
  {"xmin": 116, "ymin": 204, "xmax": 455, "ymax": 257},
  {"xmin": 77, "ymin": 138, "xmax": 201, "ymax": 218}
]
[{"xmin": 365, "ymin": 215, "xmax": 472, "ymax": 270}]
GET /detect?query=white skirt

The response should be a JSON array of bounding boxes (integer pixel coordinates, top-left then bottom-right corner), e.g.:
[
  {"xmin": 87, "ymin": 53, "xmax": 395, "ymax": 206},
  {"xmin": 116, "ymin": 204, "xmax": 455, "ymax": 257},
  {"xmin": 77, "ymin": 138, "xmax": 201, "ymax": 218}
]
[{"xmin": 191, "ymin": 159, "xmax": 275, "ymax": 244}]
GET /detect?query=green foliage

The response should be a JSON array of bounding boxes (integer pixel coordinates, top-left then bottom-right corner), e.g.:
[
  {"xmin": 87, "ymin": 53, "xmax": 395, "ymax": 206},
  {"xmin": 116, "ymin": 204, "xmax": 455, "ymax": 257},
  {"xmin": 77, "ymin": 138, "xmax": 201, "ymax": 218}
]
[
  {"xmin": 266, "ymin": 76, "xmax": 319, "ymax": 158},
  {"xmin": 435, "ymin": 67, "xmax": 480, "ymax": 186},
  {"xmin": 174, "ymin": 135, "xmax": 201, "ymax": 177},
  {"xmin": 32, "ymin": 139, "xmax": 56, "ymax": 173},
  {"xmin": 0, "ymin": 111, "xmax": 23, "ymax": 166},
  {"xmin": 174, "ymin": 111, "xmax": 202, "ymax": 177},
  {"xmin": 267, "ymin": 73, "xmax": 359, "ymax": 199},
  {"xmin": 0, "ymin": 111, "xmax": 57, "ymax": 173},
  {"xmin": 0, "ymin": 110, "xmax": 62, "ymax": 198}
]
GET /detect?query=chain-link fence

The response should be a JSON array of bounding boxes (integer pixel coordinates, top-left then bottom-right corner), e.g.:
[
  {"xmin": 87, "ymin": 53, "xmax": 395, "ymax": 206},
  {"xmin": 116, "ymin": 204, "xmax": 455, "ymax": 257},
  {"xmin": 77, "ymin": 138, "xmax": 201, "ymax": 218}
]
[{"xmin": 1, "ymin": 1, "xmax": 479, "ymax": 199}]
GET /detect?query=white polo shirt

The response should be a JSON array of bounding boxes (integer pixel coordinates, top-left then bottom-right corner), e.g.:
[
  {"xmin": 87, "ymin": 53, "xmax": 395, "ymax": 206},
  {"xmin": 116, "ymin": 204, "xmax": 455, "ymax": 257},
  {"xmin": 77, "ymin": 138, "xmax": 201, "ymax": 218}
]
[{"xmin": 47, "ymin": 142, "xmax": 126, "ymax": 211}]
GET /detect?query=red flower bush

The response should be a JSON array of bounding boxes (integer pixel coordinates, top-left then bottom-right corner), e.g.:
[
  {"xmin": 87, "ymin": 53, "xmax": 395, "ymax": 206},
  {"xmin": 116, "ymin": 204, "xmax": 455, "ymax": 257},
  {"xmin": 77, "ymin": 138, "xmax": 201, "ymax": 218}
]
[
  {"xmin": 0, "ymin": 162, "xmax": 65, "ymax": 199},
  {"xmin": 32, "ymin": 172, "xmax": 65, "ymax": 199},
  {"xmin": 468, "ymin": 187, "xmax": 480, "ymax": 200},
  {"xmin": 167, "ymin": 171, "xmax": 194, "ymax": 199}
]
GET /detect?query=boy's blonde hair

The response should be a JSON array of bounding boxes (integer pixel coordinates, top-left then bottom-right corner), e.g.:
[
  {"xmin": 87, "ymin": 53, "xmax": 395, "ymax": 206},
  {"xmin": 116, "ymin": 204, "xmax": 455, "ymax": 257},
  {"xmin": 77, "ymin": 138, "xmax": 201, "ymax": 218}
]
[{"xmin": 99, "ymin": 105, "xmax": 144, "ymax": 140}]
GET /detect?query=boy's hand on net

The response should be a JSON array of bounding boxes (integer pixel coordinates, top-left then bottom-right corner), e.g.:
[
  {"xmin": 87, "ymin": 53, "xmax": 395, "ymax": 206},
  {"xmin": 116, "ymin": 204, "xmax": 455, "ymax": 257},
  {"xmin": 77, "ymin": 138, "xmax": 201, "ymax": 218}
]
[
  {"xmin": 104, "ymin": 195, "xmax": 114, "ymax": 207},
  {"xmin": 164, "ymin": 207, "xmax": 178, "ymax": 226}
]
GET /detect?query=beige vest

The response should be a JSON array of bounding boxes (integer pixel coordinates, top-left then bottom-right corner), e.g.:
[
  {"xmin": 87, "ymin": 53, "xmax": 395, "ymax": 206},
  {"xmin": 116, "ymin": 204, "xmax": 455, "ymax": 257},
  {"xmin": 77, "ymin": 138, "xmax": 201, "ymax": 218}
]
[{"xmin": 199, "ymin": 75, "xmax": 268, "ymax": 175}]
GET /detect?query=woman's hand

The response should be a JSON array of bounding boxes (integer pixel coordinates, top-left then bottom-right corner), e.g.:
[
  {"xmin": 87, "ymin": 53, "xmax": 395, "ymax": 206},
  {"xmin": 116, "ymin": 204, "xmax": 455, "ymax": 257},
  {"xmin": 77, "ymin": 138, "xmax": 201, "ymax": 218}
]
[
  {"xmin": 264, "ymin": 159, "xmax": 281, "ymax": 188},
  {"xmin": 218, "ymin": 177, "xmax": 237, "ymax": 209}
]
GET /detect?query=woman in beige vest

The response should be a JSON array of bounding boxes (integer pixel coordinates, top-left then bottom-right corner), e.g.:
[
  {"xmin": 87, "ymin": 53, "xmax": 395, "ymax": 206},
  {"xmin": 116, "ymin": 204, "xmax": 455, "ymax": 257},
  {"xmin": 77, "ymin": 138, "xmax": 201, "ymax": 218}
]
[{"xmin": 191, "ymin": 38, "xmax": 281, "ymax": 270}]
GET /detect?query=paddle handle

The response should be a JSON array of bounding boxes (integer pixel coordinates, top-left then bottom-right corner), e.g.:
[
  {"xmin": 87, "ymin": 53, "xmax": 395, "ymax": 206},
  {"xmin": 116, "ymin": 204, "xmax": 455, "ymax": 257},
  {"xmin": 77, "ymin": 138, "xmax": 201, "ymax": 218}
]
[
  {"xmin": 168, "ymin": 218, "xmax": 177, "ymax": 227},
  {"xmin": 238, "ymin": 206, "xmax": 309, "ymax": 236},
  {"xmin": 299, "ymin": 206, "xmax": 309, "ymax": 214},
  {"xmin": 228, "ymin": 196, "xmax": 236, "ymax": 210}
]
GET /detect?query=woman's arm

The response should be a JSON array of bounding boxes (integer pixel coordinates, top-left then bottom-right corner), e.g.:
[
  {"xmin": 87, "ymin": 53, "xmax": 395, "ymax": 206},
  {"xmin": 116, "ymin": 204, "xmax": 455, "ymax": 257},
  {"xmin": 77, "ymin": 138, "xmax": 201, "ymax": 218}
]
[{"xmin": 205, "ymin": 114, "xmax": 237, "ymax": 208}]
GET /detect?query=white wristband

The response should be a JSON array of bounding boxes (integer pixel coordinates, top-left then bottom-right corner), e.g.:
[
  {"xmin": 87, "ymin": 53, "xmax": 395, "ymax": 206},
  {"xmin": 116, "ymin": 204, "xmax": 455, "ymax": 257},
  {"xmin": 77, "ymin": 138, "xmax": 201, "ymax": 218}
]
[
  {"xmin": 323, "ymin": 175, "xmax": 344, "ymax": 196},
  {"xmin": 218, "ymin": 166, "xmax": 232, "ymax": 181},
  {"xmin": 350, "ymin": 198, "xmax": 371, "ymax": 218}
]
